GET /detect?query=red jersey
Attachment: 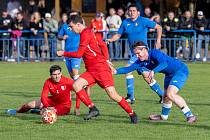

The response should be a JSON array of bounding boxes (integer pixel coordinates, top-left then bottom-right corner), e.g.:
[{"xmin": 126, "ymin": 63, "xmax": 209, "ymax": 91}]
[
  {"xmin": 64, "ymin": 28, "xmax": 110, "ymax": 72},
  {"xmin": 41, "ymin": 76, "xmax": 74, "ymax": 108},
  {"xmin": 90, "ymin": 19, "xmax": 103, "ymax": 41}
]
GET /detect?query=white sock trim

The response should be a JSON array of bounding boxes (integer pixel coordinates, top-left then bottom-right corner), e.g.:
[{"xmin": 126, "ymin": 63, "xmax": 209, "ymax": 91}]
[
  {"xmin": 162, "ymin": 103, "xmax": 172, "ymax": 108},
  {"xmin": 73, "ymin": 75, "xmax": 80, "ymax": 81},
  {"xmin": 161, "ymin": 115, "xmax": 168, "ymax": 120},
  {"xmin": 181, "ymin": 106, "xmax": 190, "ymax": 114},
  {"xmin": 149, "ymin": 79, "xmax": 156, "ymax": 86},
  {"xmin": 126, "ymin": 75, "xmax": 134, "ymax": 79}
]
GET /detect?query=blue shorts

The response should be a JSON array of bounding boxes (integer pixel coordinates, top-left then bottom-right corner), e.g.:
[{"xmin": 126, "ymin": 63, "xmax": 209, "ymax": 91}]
[
  {"xmin": 65, "ymin": 57, "xmax": 82, "ymax": 73},
  {"xmin": 164, "ymin": 66, "xmax": 189, "ymax": 90}
]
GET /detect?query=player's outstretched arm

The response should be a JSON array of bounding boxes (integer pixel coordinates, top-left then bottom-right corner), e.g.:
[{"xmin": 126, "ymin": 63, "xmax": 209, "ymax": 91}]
[
  {"xmin": 155, "ymin": 24, "xmax": 162, "ymax": 49},
  {"xmin": 116, "ymin": 63, "xmax": 138, "ymax": 74}
]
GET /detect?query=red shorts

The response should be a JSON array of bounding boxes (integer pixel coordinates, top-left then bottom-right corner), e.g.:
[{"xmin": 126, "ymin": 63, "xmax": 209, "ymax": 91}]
[
  {"xmin": 80, "ymin": 70, "xmax": 114, "ymax": 88},
  {"xmin": 44, "ymin": 98, "xmax": 71, "ymax": 116}
]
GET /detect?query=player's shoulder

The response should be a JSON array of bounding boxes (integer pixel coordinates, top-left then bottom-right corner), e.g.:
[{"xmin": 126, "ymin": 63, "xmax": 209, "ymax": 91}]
[
  {"xmin": 44, "ymin": 77, "xmax": 52, "ymax": 85},
  {"xmin": 150, "ymin": 49, "xmax": 162, "ymax": 56},
  {"xmin": 122, "ymin": 18, "xmax": 131, "ymax": 24},
  {"xmin": 82, "ymin": 27, "xmax": 92, "ymax": 34},
  {"xmin": 59, "ymin": 23, "xmax": 68, "ymax": 31}
]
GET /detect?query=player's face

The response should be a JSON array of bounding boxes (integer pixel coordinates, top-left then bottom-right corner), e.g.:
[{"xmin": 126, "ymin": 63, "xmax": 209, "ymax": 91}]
[
  {"xmin": 51, "ymin": 70, "xmax": 62, "ymax": 82},
  {"xmin": 134, "ymin": 47, "xmax": 148, "ymax": 61},
  {"xmin": 69, "ymin": 22, "xmax": 80, "ymax": 33},
  {"xmin": 128, "ymin": 7, "xmax": 139, "ymax": 19}
]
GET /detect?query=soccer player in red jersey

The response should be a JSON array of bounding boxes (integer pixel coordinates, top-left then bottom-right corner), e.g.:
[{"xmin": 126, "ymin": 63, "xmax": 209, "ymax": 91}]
[
  {"xmin": 7, "ymin": 65, "xmax": 74, "ymax": 116},
  {"xmin": 57, "ymin": 15, "xmax": 138, "ymax": 124}
]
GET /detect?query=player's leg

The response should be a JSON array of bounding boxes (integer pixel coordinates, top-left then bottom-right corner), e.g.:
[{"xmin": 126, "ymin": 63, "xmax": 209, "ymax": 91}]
[
  {"xmin": 17, "ymin": 99, "xmax": 42, "ymax": 113},
  {"xmin": 105, "ymin": 86, "xmax": 138, "ymax": 124},
  {"xmin": 166, "ymin": 68, "xmax": 197, "ymax": 123},
  {"xmin": 125, "ymin": 56, "xmax": 136, "ymax": 104},
  {"xmin": 7, "ymin": 100, "xmax": 42, "ymax": 115},
  {"xmin": 96, "ymin": 70, "xmax": 137, "ymax": 123},
  {"xmin": 149, "ymin": 90, "xmax": 173, "ymax": 121},
  {"xmin": 66, "ymin": 58, "xmax": 82, "ymax": 115},
  {"xmin": 73, "ymin": 72, "xmax": 99, "ymax": 120},
  {"xmin": 149, "ymin": 74, "xmax": 173, "ymax": 121},
  {"xmin": 166, "ymin": 88, "xmax": 197, "ymax": 123},
  {"xmin": 141, "ymin": 69, "xmax": 164, "ymax": 102},
  {"xmin": 150, "ymin": 68, "xmax": 197, "ymax": 123}
]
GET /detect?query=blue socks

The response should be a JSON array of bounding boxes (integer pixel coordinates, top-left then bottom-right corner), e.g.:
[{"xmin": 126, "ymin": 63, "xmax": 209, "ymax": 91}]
[
  {"xmin": 161, "ymin": 103, "xmax": 172, "ymax": 120},
  {"xmin": 126, "ymin": 75, "xmax": 135, "ymax": 100},
  {"xmin": 149, "ymin": 80, "xmax": 164, "ymax": 97},
  {"xmin": 181, "ymin": 106, "xmax": 193, "ymax": 118}
]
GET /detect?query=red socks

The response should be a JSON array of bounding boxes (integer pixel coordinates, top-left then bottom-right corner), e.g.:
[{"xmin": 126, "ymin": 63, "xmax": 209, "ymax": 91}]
[
  {"xmin": 17, "ymin": 104, "xmax": 31, "ymax": 113},
  {"xmin": 76, "ymin": 89, "xmax": 94, "ymax": 108},
  {"xmin": 75, "ymin": 94, "xmax": 81, "ymax": 109},
  {"xmin": 118, "ymin": 97, "xmax": 134, "ymax": 116}
]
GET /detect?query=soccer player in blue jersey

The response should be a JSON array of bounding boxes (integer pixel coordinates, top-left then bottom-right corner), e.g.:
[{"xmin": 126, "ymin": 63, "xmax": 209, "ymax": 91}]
[
  {"xmin": 58, "ymin": 14, "xmax": 82, "ymax": 115},
  {"xmin": 113, "ymin": 41, "xmax": 197, "ymax": 123},
  {"xmin": 107, "ymin": 4, "xmax": 163, "ymax": 104}
]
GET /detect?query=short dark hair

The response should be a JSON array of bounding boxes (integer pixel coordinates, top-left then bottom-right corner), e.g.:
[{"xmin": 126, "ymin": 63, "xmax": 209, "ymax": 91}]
[
  {"xmin": 128, "ymin": 4, "xmax": 139, "ymax": 11},
  {"xmin": 49, "ymin": 65, "xmax": 62, "ymax": 75},
  {"xmin": 68, "ymin": 15, "xmax": 84, "ymax": 24},
  {"xmin": 132, "ymin": 41, "xmax": 147, "ymax": 50}
]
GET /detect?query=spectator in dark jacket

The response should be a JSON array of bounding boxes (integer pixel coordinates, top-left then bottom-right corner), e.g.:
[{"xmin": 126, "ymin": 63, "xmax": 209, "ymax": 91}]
[
  {"xmin": 194, "ymin": 11, "xmax": 209, "ymax": 62},
  {"xmin": 11, "ymin": 12, "xmax": 29, "ymax": 59},
  {"xmin": 163, "ymin": 11, "xmax": 179, "ymax": 57},
  {"xmin": 178, "ymin": 10, "xmax": 194, "ymax": 60},
  {"xmin": 38, "ymin": 0, "xmax": 48, "ymax": 19},
  {"xmin": 27, "ymin": 0, "xmax": 38, "ymax": 17},
  {"xmin": 0, "ymin": 10, "xmax": 13, "ymax": 60},
  {"xmin": 29, "ymin": 12, "xmax": 44, "ymax": 59}
]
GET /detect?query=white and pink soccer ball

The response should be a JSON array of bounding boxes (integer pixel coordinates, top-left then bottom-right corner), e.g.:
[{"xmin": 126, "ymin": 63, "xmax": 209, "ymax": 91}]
[{"xmin": 41, "ymin": 107, "xmax": 57, "ymax": 124}]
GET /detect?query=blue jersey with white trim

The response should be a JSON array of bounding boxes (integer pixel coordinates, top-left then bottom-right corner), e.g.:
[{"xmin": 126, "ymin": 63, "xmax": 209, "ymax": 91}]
[
  {"xmin": 118, "ymin": 16, "xmax": 156, "ymax": 54},
  {"xmin": 116, "ymin": 49, "xmax": 186, "ymax": 75},
  {"xmin": 58, "ymin": 23, "xmax": 80, "ymax": 52}
]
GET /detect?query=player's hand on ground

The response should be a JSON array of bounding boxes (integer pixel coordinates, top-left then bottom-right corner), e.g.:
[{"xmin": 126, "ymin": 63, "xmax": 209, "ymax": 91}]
[{"xmin": 57, "ymin": 50, "xmax": 64, "ymax": 57}]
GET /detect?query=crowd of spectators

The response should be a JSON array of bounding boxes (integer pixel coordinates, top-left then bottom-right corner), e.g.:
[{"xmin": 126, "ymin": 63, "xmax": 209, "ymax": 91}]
[{"xmin": 0, "ymin": 0, "xmax": 210, "ymax": 62}]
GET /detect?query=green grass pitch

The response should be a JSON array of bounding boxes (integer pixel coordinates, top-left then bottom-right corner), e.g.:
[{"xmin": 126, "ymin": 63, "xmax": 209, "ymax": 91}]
[{"xmin": 0, "ymin": 62, "xmax": 210, "ymax": 140}]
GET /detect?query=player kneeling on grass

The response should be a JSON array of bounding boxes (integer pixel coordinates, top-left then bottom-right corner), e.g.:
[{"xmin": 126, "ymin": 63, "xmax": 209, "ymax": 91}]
[
  {"xmin": 113, "ymin": 41, "xmax": 197, "ymax": 123},
  {"xmin": 7, "ymin": 65, "xmax": 77, "ymax": 117}
]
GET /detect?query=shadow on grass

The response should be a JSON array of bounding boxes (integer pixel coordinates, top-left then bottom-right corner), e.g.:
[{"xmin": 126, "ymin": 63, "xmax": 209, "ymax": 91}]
[
  {"xmin": 71, "ymin": 98, "xmax": 116, "ymax": 105},
  {"xmin": 140, "ymin": 117, "xmax": 210, "ymax": 130},
  {"xmin": 188, "ymin": 102, "xmax": 210, "ymax": 106},
  {"xmin": 57, "ymin": 112, "xmax": 129, "ymax": 124}
]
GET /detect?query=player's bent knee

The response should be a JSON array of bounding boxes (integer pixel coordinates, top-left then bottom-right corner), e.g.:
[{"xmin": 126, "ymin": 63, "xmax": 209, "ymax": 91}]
[
  {"xmin": 166, "ymin": 92, "xmax": 175, "ymax": 101},
  {"xmin": 27, "ymin": 100, "xmax": 37, "ymax": 108}
]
